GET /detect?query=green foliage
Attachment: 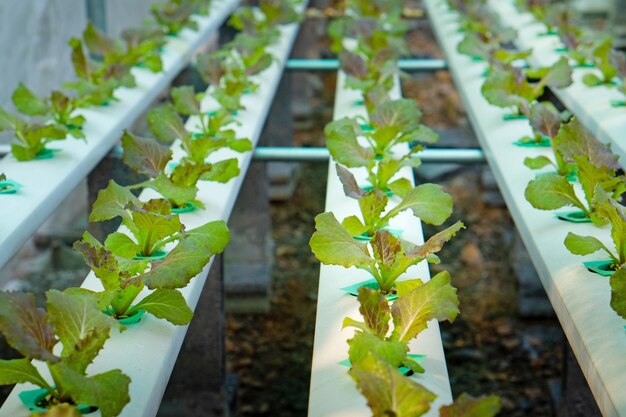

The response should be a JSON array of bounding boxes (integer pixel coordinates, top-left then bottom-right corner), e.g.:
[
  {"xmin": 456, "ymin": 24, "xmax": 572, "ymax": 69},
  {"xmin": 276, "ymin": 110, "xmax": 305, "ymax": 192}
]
[
  {"xmin": 439, "ymin": 394, "xmax": 501, "ymax": 417},
  {"xmin": 64, "ymin": 35, "xmax": 134, "ymax": 107},
  {"xmin": 582, "ymin": 37, "xmax": 618, "ymax": 87},
  {"xmin": 64, "ymin": 21, "xmax": 165, "ymax": 108},
  {"xmin": 0, "ymin": 107, "xmax": 67, "ymax": 161},
  {"xmin": 335, "ymin": 165, "xmax": 455, "ymax": 237},
  {"xmin": 563, "ymin": 187, "xmax": 626, "ymax": 269},
  {"xmin": 230, "ymin": 0, "xmax": 302, "ymax": 40},
  {"xmin": 328, "ymin": 11, "xmax": 409, "ymax": 96},
  {"xmin": 610, "ymin": 267, "xmax": 626, "ymax": 319},
  {"xmin": 74, "ymin": 216, "xmax": 230, "ymax": 323},
  {"xmin": 525, "ymin": 118, "xmax": 625, "ymax": 223},
  {"xmin": 165, "ymin": 87, "xmax": 252, "ymax": 163},
  {"xmin": 150, "ymin": 0, "xmax": 200, "ymax": 36},
  {"xmin": 557, "ymin": 18, "xmax": 594, "ymax": 67},
  {"xmin": 0, "ymin": 290, "xmax": 130, "ymax": 417},
  {"xmin": 610, "ymin": 50, "xmax": 626, "ymax": 100},
  {"xmin": 349, "ymin": 352, "xmax": 501, "ymax": 417},
  {"xmin": 121, "ymin": 130, "xmax": 240, "ymax": 208},
  {"xmin": 344, "ymin": 273, "xmax": 458, "ymax": 369},
  {"xmin": 350, "ymin": 353, "xmax": 436, "ymax": 417},
  {"xmin": 522, "ymin": 101, "xmax": 575, "ymax": 176},
  {"xmin": 90, "ymin": 181, "xmax": 185, "ymax": 258},
  {"xmin": 310, "ymin": 211, "xmax": 463, "ymax": 293},
  {"xmin": 482, "ymin": 57, "xmax": 572, "ymax": 115},
  {"xmin": 325, "ymin": 99, "xmax": 439, "ymax": 193},
  {"xmin": 12, "ymin": 84, "xmax": 86, "ymax": 139}
]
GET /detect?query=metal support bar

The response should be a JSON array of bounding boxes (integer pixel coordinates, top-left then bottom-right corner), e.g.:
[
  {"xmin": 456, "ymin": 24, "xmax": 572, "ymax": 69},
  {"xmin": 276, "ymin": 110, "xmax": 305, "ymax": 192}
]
[
  {"xmin": 252, "ymin": 147, "xmax": 484, "ymax": 164},
  {"xmin": 286, "ymin": 58, "xmax": 448, "ymax": 72},
  {"xmin": 85, "ymin": 0, "xmax": 107, "ymax": 33},
  {"xmin": 0, "ymin": 145, "xmax": 485, "ymax": 164}
]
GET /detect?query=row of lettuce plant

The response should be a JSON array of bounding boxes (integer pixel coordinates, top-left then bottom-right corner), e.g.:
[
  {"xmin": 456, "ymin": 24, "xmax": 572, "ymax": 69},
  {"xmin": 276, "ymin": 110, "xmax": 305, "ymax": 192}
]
[
  {"xmin": 308, "ymin": 0, "xmax": 501, "ymax": 415},
  {"xmin": 0, "ymin": 0, "xmax": 304, "ymax": 415},
  {"xmin": 513, "ymin": 0, "xmax": 626, "ymax": 105},
  {"xmin": 445, "ymin": 0, "xmax": 626, "ymax": 331},
  {"xmin": 0, "ymin": 0, "xmax": 218, "ymax": 162}
]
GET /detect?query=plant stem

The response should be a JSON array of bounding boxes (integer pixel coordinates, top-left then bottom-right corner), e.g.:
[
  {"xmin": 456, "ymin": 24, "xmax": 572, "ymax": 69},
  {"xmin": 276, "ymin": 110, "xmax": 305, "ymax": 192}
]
[{"xmin": 151, "ymin": 232, "xmax": 182, "ymax": 253}]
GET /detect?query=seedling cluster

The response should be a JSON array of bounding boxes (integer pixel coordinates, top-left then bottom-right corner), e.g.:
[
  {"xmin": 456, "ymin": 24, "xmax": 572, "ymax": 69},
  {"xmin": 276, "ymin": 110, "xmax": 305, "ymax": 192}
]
[{"xmin": 450, "ymin": 0, "xmax": 626, "ymax": 327}]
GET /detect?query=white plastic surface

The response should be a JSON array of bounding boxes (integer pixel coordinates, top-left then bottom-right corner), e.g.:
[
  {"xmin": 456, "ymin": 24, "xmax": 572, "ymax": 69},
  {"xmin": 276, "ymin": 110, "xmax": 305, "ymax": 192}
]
[
  {"xmin": 0, "ymin": 0, "xmax": 239, "ymax": 275},
  {"xmin": 489, "ymin": 0, "xmax": 626, "ymax": 164},
  {"xmin": 425, "ymin": 1, "xmax": 626, "ymax": 416},
  {"xmin": 307, "ymin": 72, "xmax": 453, "ymax": 417},
  {"xmin": 0, "ymin": 11, "xmax": 304, "ymax": 417}
]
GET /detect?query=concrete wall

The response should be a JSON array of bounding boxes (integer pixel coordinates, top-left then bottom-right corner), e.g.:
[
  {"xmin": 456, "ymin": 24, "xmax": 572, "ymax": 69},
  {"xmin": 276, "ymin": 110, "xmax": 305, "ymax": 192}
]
[
  {"xmin": 106, "ymin": 0, "xmax": 162, "ymax": 38},
  {"xmin": 0, "ymin": 0, "xmax": 87, "ymax": 109},
  {"xmin": 0, "ymin": 0, "xmax": 161, "ymax": 110}
]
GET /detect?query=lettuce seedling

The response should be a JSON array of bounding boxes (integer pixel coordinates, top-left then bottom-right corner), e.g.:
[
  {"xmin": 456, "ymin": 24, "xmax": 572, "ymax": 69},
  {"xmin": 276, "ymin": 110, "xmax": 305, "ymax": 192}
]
[
  {"xmin": 329, "ymin": 15, "xmax": 409, "ymax": 59},
  {"xmin": 325, "ymin": 99, "xmax": 439, "ymax": 192},
  {"xmin": 525, "ymin": 118, "xmax": 626, "ymax": 224},
  {"xmin": 195, "ymin": 51, "xmax": 259, "ymax": 113},
  {"xmin": 529, "ymin": 1, "xmax": 555, "ymax": 32},
  {"xmin": 556, "ymin": 19, "xmax": 594, "ymax": 67},
  {"xmin": 164, "ymin": 86, "xmax": 252, "ymax": 163},
  {"xmin": 83, "ymin": 22, "xmax": 165, "ymax": 71},
  {"xmin": 0, "ymin": 289, "xmax": 130, "ymax": 417},
  {"xmin": 339, "ymin": 50, "xmax": 399, "ymax": 96},
  {"xmin": 120, "ymin": 25, "xmax": 167, "ymax": 73},
  {"xmin": 458, "ymin": 31, "xmax": 531, "ymax": 64},
  {"xmin": 0, "ymin": 107, "xmax": 67, "ymax": 161},
  {"xmin": 64, "ymin": 21, "xmax": 167, "ymax": 107},
  {"xmin": 150, "ymin": 1, "xmax": 198, "ymax": 36},
  {"xmin": 81, "ymin": 23, "xmax": 164, "ymax": 80},
  {"xmin": 328, "ymin": 14, "xmax": 409, "ymax": 96},
  {"xmin": 350, "ymin": 352, "xmax": 501, "ymax": 417},
  {"xmin": 482, "ymin": 57, "xmax": 572, "ymax": 116},
  {"xmin": 523, "ymin": 102, "xmax": 576, "ymax": 176},
  {"xmin": 564, "ymin": 187, "xmax": 626, "ymax": 271},
  {"xmin": 457, "ymin": 4, "xmax": 516, "ymax": 44},
  {"xmin": 230, "ymin": 0, "xmax": 302, "ymax": 40},
  {"xmin": 582, "ymin": 37, "xmax": 618, "ymax": 87},
  {"xmin": 75, "ymin": 217, "xmax": 229, "ymax": 324},
  {"xmin": 343, "ymin": 0, "xmax": 404, "ymax": 19},
  {"xmin": 12, "ymin": 84, "xmax": 86, "ymax": 139},
  {"xmin": 310, "ymin": 212, "xmax": 463, "ymax": 294},
  {"xmin": 610, "ymin": 267, "xmax": 626, "ymax": 320},
  {"xmin": 64, "ymin": 37, "xmax": 133, "ymax": 107},
  {"xmin": 344, "ymin": 273, "xmax": 459, "ymax": 374},
  {"xmin": 90, "ymin": 181, "xmax": 189, "ymax": 258},
  {"xmin": 609, "ymin": 50, "xmax": 626, "ymax": 105},
  {"xmin": 122, "ymin": 130, "xmax": 240, "ymax": 210},
  {"xmin": 229, "ymin": 8, "xmax": 280, "ymax": 43},
  {"xmin": 335, "ymin": 165, "xmax": 456, "ymax": 238},
  {"xmin": 226, "ymin": 34, "xmax": 275, "ymax": 76}
]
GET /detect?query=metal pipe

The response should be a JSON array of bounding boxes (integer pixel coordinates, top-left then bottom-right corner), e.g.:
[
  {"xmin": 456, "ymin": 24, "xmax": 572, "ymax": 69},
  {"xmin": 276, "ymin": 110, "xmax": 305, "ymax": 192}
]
[
  {"xmin": 286, "ymin": 58, "xmax": 448, "ymax": 72},
  {"xmin": 0, "ymin": 145, "xmax": 485, "ymax": 164},
  {"xmin": 252, "ymin": 147, "xmax": 485, "ymax": 164}
]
